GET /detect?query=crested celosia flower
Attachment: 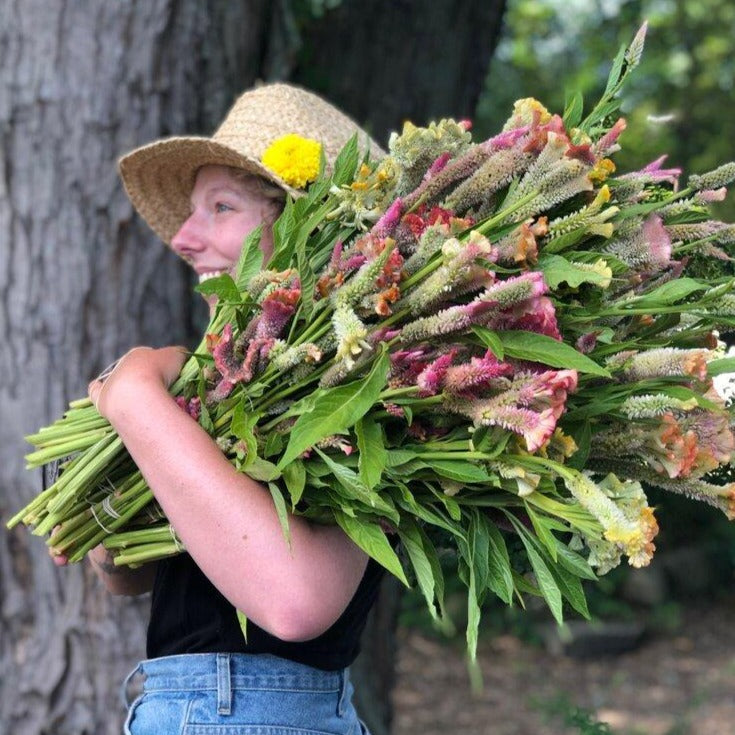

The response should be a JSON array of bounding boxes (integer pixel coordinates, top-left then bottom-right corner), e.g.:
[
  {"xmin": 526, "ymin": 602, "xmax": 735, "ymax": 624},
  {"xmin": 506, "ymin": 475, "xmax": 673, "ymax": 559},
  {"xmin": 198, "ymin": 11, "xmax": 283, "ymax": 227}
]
[
  {"xmin": 444, "ymin": 369, "xmax": 576, "ymax": 450},
  {"xmin": 565, "ymin": 472, "xmax": 657, "ymax": 571},
  {"xmin": 494, "ymin": 218, "xmax": 547, "ymax": 267},
  {"xmin": 261, "ymin": 134, "xmax": 322, "ymax": 188}
]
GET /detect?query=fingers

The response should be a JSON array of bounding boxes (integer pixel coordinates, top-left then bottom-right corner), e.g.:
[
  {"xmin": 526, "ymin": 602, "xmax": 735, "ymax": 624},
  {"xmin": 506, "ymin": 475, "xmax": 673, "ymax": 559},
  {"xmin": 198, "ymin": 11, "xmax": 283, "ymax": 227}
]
[
  {"xmin": 49, "ymin": 525, "xmax": 69, "ymax": 566},
  {"xmin": 88, "ymin": 346, "xmax": 188, "ymax": 416}
]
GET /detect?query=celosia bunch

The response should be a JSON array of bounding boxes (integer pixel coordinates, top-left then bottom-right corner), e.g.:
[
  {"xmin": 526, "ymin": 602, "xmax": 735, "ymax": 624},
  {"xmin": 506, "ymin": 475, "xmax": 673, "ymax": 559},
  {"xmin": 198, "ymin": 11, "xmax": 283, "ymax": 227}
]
[{"xmin": 10, "ymin": 24, "xmax": 735, "ymax": 660}]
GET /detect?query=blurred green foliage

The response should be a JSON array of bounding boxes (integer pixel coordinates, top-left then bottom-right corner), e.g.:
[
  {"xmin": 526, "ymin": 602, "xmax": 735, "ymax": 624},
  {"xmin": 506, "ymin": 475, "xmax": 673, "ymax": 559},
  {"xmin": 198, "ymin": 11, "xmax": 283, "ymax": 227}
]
[{"xmin": 476, "ymin": 0, "xmax": 735, "ymax": 220}]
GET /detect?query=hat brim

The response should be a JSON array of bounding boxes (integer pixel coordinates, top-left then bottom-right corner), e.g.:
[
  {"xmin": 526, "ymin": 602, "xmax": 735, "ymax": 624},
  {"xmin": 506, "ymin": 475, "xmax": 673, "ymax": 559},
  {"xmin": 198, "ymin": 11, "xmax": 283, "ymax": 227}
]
[{"xmin": 118, "ymin": 137, "xmax": 301, "ymax": 245}]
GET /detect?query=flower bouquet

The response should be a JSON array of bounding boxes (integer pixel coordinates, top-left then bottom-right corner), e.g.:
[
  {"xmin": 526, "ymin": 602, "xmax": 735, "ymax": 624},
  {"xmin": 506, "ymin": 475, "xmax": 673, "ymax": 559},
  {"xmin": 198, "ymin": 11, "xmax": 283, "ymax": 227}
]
[{"xmin": 9, "ymin": 25, "xmax": 735, "ymax": 659}]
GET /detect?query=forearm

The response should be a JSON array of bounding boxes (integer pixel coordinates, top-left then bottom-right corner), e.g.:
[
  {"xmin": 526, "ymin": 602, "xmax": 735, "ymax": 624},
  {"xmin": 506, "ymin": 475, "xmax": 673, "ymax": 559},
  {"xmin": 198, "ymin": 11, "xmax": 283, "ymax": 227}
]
[
  {"xmin": 105, "ymin": 375, "xmax": 367, "ymax": 640},
  {"xmin": 88, "ymin": 544, "xmax": 157, "ymax": 596}
]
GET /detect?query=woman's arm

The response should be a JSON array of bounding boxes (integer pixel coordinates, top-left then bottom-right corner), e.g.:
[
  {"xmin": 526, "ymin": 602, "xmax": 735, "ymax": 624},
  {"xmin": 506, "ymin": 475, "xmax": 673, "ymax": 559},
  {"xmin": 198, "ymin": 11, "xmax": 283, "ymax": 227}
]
[{"xmin": 90, "ymin": 347, "xmax": 369, "ymax": 642}]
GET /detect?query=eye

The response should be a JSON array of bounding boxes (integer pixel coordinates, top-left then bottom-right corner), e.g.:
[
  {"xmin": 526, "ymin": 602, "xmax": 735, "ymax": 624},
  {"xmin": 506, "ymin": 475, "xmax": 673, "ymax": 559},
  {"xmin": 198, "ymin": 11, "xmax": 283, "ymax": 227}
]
[{"xmin": 215, "ymin": 202, "xmax": 233, "ymax": 214}]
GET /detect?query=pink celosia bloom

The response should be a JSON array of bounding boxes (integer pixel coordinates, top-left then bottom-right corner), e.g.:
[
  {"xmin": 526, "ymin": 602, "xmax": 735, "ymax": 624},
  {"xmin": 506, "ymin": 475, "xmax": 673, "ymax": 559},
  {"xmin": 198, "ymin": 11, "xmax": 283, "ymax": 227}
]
[
  {"xmin": 697, "ymin": 187, "xmax": 728, "ymax": 203},
  {"xmin": 442, "ymin": 351, "xmax": 514, "ymax": 396},
  {"xmin": 426, "ymin": 152, "xmax": 452, "ymax": 177},
  {"xmin": 242, "ymin": 337, "xmax": 277, "ymax": 382},
  {"xmin": 256, "ymin": 297, "xmax": 298, "ymax": 339},
  {"xmin": 593, "ymin": 117, "xmax": 627, "ymax": 157},
  {"xmin": 642, "ymin": 214, "xmax": 672, "ymax": 268},
  {"xmin": 576, "ymin": 331, "xmax": 599, "ymax": 354},
  {"xmin": 483, "ymin": 126, "xmax": 530, "ymax": 151},
  {"xmin": 372, "ymin": 198, "xmax": 404, "ymax": 238},
  {"xmin": 211, "ymin": 323, "xmax": 248, "ymax": 388},
  {"xmin": 417, "ymin": 350, "xmax": 458, "ymax": 396},
  {"xmin": 619, "ymin": 155, "xmax": 682, "ymax": 187}
]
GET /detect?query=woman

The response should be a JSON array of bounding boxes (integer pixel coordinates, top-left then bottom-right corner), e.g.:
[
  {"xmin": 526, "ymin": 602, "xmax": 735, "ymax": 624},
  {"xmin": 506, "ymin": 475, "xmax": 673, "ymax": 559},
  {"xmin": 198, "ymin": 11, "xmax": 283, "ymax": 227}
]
[{"xmin": 75, "ymin": 83, "xmax": 385, "ymax": 734}]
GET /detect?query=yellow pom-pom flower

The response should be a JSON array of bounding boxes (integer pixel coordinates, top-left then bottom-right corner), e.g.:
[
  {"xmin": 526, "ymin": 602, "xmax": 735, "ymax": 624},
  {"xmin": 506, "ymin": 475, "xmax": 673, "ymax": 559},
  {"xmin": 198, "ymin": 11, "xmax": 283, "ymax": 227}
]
[{"xmin": 261, "ymin": 134, "xmax": 322, "ymax": 189}]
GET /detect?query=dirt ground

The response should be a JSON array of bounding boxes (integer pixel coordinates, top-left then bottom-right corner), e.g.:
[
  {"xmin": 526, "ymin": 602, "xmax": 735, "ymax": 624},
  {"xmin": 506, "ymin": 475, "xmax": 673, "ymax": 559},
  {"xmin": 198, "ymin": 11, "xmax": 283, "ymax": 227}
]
[{"xmin": 391, "ymin": 595, "xmax": 735, "ymax": 735}]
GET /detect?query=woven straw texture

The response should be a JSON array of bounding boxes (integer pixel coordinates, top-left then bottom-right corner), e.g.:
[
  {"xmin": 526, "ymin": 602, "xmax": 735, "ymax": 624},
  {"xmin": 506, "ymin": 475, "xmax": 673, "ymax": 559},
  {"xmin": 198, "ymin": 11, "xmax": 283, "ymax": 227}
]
[{"xmin": 119, "ymin": 83, "xmax": 384, "ymax": 244}]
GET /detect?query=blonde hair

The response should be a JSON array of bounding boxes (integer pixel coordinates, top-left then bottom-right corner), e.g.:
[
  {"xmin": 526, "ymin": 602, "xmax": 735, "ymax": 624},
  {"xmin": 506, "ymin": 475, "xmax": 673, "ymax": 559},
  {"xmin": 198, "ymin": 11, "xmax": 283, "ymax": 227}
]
[{"xmin": 228, "ymin": 168, "xmax": 287, "ymax": 226}]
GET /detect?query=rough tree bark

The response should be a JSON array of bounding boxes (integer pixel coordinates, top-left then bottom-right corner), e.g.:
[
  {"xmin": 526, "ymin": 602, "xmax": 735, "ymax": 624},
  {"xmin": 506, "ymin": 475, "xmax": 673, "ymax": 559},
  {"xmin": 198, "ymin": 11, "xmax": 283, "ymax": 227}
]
[
  {"xmin": 0, "ymin": 1, "xmax": 506, "ymax": 733},
  {"xmin": 0, "ymin": 2, "xmax": 273, "ymax": 734}
]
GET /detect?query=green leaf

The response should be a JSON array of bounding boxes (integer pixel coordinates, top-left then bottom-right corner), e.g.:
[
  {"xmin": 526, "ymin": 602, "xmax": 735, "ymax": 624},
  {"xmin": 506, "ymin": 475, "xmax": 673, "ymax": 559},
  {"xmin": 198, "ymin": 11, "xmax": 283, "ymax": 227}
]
[
  {"xmin": 268, "ymin": 482, "xmax": 291, "ymax": 547},
  {"xmin": 231, "ymin": 403, "xmax": 259, "ymax": 469},
  {"xmin": 554, "ymin": 540, "xmax": 598, "ymax": 581},
  {"xmin": 234, "ymin": 226, "xmax": 264, "ymax": 291},
  {"xmin": 566, "ymin": 421, "xmax": 591, "ymax": 470},
  {"xmin": 399, "ymin": 520, "xmax": 438, "ymax": 620},
  {"xmin": 314, "ymin": 448, "xmax": 399, "ymax": 522},
  {"xmin": 539, "ymin": 254, "xmax": 611, "ymax": 289},
  {"xmin": 509, "ymin": 515, "xmax": 563, "ymax": 624},
  {"xmin": 550, "ymin": 564, "xmax": 590, "ymax": 619},
  {"xmin": 431, "ymin": 459, "xmax": 494, "ymax": 484},
  {"xmin": 278, "ymin": 350, "xmax": 390, "ymax": 468},
  {"xmin": 236, "ymin": 609, "xmax": 248, "ymax": 643},
  {"xmin": 632, "ymin": 278, "xmax": 708, "ymax": 307},
  {"xmin": 194, "ymin": 273, "xmax": 240, "ymax": 302},
  {"xmin": 331, "ymin": 134, "xmax": 359, "ymax": 187},
  {"xmin": 563, "ymin": 89, "xmax": 584, "ymax": 130},
  {"xmin": 603, "ymin": 43, "xmax": 627, "ymax": 98},
  {"xmin": 355, "ymin": 416, "xmax": 387, "ymax": 491},
  {"xmin": 334, "ymin": 510, "xmax": 408, "ymax": 586},
  {"xmin": 707, "ymin": 357, "xmax": 735, "ymax": 377},
  {"xmin": 525, "ymin": 503, "xmax": 558, "ymax": 562},
  {"xmin": 244, "ymin": 457, "xmax": 281, "ymax": 482},
  {"xmin": 281, "ymin": 459, "xmax": 306, "ymax": 509},
  {"xmin": 498, "ymin": 331, "xmax": 610, "ymax": 377},
  {"xmin": 485, "ymin": 521, "xmax": 514, "ymax": 604},
  {"xmin": 471, "ymin": 326, "xmax": 504, "ymax": 359},
  {"xmin": 469, "ymin": 510, "xmax": 491, "ymax": 595}
]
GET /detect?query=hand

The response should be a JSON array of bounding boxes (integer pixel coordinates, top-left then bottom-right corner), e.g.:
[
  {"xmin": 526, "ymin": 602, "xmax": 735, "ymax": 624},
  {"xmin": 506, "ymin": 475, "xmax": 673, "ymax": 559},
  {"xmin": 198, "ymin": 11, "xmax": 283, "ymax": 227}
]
[
  {"xmin": 88, "ymin": 346, "xmax": 187, "ymax": 418},
  {"xmin": 49, "ymin": 525, "xmax": 69, "ymax": 567}
]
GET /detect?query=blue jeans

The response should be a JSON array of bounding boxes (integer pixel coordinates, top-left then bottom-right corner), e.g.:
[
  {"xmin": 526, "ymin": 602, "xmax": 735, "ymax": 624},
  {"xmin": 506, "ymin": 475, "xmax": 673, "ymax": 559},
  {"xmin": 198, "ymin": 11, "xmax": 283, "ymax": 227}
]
[{"xmin": 122, "ymin": 653, "xmax": 370, "ymax": 735}]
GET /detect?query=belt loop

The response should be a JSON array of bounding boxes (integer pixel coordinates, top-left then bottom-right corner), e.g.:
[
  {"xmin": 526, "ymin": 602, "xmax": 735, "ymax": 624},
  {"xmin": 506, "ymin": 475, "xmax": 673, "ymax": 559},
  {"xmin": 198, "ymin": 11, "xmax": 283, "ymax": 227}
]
[
  {"xmin": 337, "ymin": 668, "xmax": 349, "ymax": 717},
  {"xmin": 120, "ymin": 662, "xmax": 142, "ymax": 708},
  {"xmin": 216, "ymin": 653, "xmax": 232, "ymax": 715}
]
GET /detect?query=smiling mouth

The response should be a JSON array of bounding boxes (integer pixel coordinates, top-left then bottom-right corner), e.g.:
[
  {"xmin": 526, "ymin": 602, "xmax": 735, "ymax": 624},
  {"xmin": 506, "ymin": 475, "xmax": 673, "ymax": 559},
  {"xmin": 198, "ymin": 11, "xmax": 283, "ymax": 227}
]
[{"xmin": 198, "ymin": 270, "xmax": 228, "ymax": 283}]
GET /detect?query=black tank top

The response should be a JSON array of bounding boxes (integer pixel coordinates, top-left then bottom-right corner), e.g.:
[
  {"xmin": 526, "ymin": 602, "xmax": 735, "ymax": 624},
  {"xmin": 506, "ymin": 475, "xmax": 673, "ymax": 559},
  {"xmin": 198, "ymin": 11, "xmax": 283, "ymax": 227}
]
[{"xmin": 146, "ymin": 552, "xmax": 384, "ymax": 671}]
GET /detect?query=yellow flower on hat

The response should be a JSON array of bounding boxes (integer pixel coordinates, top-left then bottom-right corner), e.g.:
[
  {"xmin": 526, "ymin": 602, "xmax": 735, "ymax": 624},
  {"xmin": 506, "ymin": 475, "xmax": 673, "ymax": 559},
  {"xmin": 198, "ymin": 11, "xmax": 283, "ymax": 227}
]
[{"xmin": 261, "ymin": 134, "xmax": 322, "ymax": 189}]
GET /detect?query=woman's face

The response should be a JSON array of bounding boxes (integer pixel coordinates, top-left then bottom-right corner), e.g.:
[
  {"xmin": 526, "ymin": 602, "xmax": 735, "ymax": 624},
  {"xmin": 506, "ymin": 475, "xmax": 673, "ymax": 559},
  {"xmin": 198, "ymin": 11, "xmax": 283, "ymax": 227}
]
[{"xmin": 171, "ymin": 165, "xmax": 277, "ymax": 282}]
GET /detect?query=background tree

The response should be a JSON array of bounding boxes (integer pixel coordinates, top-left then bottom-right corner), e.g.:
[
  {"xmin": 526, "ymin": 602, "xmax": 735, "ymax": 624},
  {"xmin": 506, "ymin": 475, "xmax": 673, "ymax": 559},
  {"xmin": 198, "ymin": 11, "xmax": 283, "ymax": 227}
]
[{"xmin": 0, "ymin": 1, "xmax": 504, "ymax": 734}]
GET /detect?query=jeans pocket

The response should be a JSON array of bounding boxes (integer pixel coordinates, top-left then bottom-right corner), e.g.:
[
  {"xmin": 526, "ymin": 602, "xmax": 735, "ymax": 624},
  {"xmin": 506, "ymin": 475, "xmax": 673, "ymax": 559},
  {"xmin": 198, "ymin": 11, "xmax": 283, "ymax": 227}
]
[{"xmin": 123, "ymin": 693, "xmax": 146, "ymax": 735}]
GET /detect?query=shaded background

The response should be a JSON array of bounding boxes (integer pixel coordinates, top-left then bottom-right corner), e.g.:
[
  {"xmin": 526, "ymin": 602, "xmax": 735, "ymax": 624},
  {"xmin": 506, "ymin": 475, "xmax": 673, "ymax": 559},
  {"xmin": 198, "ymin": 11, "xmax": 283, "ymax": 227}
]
[{"xmin": 1, "ymin": 1, "xmax": 733, "ymax": 733}]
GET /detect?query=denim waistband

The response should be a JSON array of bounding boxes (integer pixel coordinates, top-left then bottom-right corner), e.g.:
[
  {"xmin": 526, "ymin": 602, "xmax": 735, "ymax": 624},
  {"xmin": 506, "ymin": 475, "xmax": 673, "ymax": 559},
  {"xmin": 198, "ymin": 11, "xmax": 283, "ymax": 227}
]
[
  {"xmin": 137, "ymin": 653, "xmax": 343, "ymax": 692},
  {"xmin": 122, "ymin": 653, "xmax": 349, "ymax": 718}
]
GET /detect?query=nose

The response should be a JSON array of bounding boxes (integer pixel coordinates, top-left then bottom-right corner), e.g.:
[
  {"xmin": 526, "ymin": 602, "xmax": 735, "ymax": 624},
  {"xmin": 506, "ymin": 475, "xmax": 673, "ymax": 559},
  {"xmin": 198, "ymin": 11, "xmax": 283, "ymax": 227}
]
[{"xmin": 170, "ymin": 212, "xmax": 206, "ymax": 258}]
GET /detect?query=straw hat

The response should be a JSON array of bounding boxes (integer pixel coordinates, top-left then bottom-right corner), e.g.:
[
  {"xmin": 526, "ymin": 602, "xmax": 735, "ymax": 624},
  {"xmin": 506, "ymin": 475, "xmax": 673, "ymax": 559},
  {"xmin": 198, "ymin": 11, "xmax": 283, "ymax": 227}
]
[{"xmin": 119, "ymin": 82, "xmax": 384, "ymax": 244}]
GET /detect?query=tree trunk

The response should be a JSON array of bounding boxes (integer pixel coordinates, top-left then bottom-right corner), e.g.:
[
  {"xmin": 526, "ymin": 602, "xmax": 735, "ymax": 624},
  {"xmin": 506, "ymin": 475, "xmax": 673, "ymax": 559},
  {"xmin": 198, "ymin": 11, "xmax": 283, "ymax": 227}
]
[
  {"xmin": 0, "ymin": 2, "xmax": 507, "ymax": 733},
  {"xmin": 292, "ymin": 0, "xmax": 508, "ymax": 142},
  {"xmin": 0, "ymin": 2, "xmax": 272, "ymax": 733}
]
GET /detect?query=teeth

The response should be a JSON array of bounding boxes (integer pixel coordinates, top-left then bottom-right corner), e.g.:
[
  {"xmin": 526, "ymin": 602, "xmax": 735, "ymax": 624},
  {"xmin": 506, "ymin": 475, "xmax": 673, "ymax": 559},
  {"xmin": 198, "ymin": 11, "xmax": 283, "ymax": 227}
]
[{"xmin": 198, "ymin": 270, "xmax": 227, "ymax": 283}]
